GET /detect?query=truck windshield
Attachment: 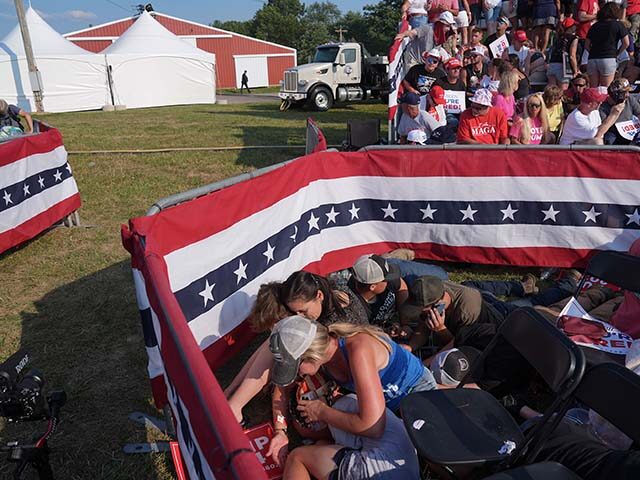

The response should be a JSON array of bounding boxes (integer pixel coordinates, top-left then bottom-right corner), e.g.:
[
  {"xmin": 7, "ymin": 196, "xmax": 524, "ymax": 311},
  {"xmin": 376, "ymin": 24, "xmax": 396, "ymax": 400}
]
[{"xmin": 314, "ymin": 47, "xmax": 339, "ymax": 63}]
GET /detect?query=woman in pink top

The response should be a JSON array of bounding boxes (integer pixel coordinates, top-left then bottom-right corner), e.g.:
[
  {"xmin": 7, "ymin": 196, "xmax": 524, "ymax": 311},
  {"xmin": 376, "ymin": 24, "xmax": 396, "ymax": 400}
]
[
  {"xmin": 509, "ymin": 93, "xmax": 553, "ymax": 144},
  {"xmin": 492, "ymin": 70, "xmax": 518, "ymax": 124}
]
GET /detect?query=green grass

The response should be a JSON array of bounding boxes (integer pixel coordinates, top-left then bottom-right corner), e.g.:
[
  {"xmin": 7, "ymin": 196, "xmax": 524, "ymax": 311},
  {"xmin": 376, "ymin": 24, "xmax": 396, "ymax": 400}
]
[
  {"xmin": 0, "ymin": 100, "xmax": 528, "ymax": 479},
  {"xmin": 218, "ymin": 86, "xmax": 281, "ymax": 95}
]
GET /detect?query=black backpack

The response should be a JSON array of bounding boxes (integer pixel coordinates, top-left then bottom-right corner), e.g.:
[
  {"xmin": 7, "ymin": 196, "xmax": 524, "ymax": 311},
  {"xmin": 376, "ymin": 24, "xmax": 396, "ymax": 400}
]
[{"xmin": 0, "ymin": 108, "xmax": 23, "ymax": 130}]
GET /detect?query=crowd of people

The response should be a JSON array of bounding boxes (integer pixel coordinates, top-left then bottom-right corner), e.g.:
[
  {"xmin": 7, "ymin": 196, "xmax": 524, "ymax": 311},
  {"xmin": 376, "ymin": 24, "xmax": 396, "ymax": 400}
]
[
  {"xmin": 394, "ymin": 0, "xmax": 640, "ymax": 146},
  {"xmin": 223, "ymin": 244, "xmax": 640, "ymax": 480}
]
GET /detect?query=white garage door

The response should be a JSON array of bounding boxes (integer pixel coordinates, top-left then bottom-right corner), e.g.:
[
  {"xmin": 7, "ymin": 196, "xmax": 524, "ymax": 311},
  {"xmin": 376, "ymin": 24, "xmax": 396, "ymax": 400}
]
[{"xmin": 234, "ymin": 55, "xmax": 269, "ymax": 89}]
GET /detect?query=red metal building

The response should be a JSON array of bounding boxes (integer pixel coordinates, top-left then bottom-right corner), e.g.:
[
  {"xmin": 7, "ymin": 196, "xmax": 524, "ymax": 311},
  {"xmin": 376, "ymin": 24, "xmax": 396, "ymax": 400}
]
[{"xmin": 64, "ymin": 12, "xmax": 296, "ymax": 89}]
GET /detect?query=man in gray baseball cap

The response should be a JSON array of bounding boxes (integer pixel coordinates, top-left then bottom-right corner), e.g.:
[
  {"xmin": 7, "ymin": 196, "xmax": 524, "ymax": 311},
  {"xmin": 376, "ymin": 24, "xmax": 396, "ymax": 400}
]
[{"xmin": 269, "ymin": 315, "xmax": 317, "ymax": 386}]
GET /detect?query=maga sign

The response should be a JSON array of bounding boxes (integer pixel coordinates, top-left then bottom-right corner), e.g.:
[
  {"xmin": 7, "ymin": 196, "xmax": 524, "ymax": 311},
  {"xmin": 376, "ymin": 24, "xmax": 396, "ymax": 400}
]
[
  {"xmin": 444, "ymin": 90, "xmax": 467, "ymax": 114},
  {"xmin": 244, "ymin": 423, "xmax": 283, "ymax": 479}
]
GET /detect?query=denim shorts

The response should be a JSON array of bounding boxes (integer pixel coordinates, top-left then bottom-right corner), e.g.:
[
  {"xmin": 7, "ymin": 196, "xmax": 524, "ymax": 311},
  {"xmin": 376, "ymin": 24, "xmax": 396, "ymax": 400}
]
[
  {"xmin": 547, "ymin": 62, "xmax": 571, "ymax": 82},
  {"xmin": 409, "ymin": 14, "xmax": 428, "ymax": 29},
  {"xmin": 587, "ymin": 57, "xmax": 617, "ymax": 77},
  {"xmin": 485, "ymin": 4, "xmax": 503, "ymax": 22}
]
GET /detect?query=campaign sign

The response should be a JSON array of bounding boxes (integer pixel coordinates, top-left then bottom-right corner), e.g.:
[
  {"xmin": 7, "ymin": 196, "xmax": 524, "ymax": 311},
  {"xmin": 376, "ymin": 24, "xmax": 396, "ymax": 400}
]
[
  {"xmin": 579, "ymin": 276, "xmax": 621, "ymax": 293},
  {"xmin": 615, "ymin": 116, "xmax": 640, "ymax": 141},
  {"xmin": 558, "ymin": 297, "xmax": 632, "ymax": 356},
  {"xmin": 489, "ymin": 34, "xmax": 509, "ymax": 59},
  {"xmin": 244, "ymin": 422, "xmax": 283, "ymax": 479},
  {"xmin": 444, "ymin": 90, "xmax": 466, "ymax": 114}
]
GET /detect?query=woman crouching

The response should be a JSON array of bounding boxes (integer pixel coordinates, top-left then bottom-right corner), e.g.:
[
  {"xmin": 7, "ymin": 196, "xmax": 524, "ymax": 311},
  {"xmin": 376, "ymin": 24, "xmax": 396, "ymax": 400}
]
[{"xmin": 267, "ymin": 316, "xmax": 436, "ymax": 477}]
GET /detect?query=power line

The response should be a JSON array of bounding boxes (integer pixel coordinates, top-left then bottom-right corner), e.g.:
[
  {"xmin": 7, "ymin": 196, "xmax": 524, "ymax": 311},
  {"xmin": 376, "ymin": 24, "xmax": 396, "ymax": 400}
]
[{"xmin": 103, "ymin": 0, "xmax": 132, "ymax": 13}]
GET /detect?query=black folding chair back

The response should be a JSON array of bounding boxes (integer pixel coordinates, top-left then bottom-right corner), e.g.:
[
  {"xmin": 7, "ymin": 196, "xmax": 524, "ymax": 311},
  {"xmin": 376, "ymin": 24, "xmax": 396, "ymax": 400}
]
[
  {"xmin": 575, "ymin": 250, "xmax": 640, "ymax": 296},
  {"xmin": 573, "ymin": 362, "xmax": 640, "ymax": 446},
  {"xmin": 400, "ymin": 308, "xmax": 586, "ymax": 478},
  {"xmin": 346, "ymin": 119, "xmax": 380, "ymax": 150}
]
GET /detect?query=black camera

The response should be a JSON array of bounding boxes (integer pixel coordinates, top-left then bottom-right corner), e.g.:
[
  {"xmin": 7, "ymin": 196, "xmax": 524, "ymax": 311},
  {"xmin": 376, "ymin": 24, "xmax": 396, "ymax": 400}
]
[
  {"xmin": 610, "ymin": 90, "xmax": 627, "ymax": 105},
  {"xmin": 0, "ymin": 350, "xmax": 47, "ymax": 422}
]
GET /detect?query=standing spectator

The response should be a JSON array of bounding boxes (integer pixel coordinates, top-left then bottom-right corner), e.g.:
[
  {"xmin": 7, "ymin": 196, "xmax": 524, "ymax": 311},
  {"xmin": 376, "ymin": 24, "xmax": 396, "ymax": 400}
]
[
  {"xmin": 504, "ymin": 30, "xmax": 531, "ymax": 74},
  {"xmin": 240, "ymin": 70, "xmax": 251, "ymax": 94},
  {"xmin": 598, "ymin": 77, "xmax": 640, "ymax": 144},
  {"xmin": 461, "ymin": 46, "xmax": 489, "ymax": 96},
  {"xmin": 547, "ymin": 18, "xmax": 581, "ymax": 87},
  {"xmin": 532, "ymin": 0, "xmax": 561, "ymax": 53},
  {"xmin": 585, "ymin": 2, "xmax": 629, "ymax": 87},
  {"xmin": 428, "ymin": 0, "xmax": 460, "ymax": 23},
  {"xmin": 509, "ymin": 93, "xmax": 554, "ymax": 144},
  {"xmin": 501, "ymin": 0, "xmax": 518, "ymax": 28},
  {"xmin": 493, "ymin": 69, "xmax": 519, "ymax": 122},
  {"xmin": 577, "ymin": 0, "xmax": 600, "ymax": 39},
  {"xmin": 456, "ymin": 0, "xmax": 473, "ymax": 45},
  {"xmin": 402, "ymin": 0, "xmax": 431, "ymax": 28},
  {"xmin": 468, "ymin": 0, "xmax": 483, "ymax": 31},
  {"xmin": 468, "ymin": 27, "xmax": 490, "ymax": 56},
  {"xmin": 564, "ymin": 73, "xmax": 590, "ymax": 111},
  {"xmin": 543, "ymin": 85, "xmax": 566, "ymax": 139},
  {"xmin": 484, "ymin": 16, "xmax": 511, "ymax": 58},
  {"xmin": 507, "ymin": 54, "xmax": 532, "ymax": 101},
  {"xmin": 629, "ymin": 0, "xmax": 640, "ymax": 44},
  {"xmin": 559, "ymin": 87, "xmax": 625, "ymax": 144},
  {"xmin": 0, "ymin": 99, "xmax": 33, "ymax": 133},
  {"xmin": 457, "ymin": 88, "xmax": 510, "ymax": 143},
  {"xmin": 483, "ymin": 0, "xmax": 504, "ymax": 35},
  {"xmin": 402, "ymin": 49, "xmax": 447, "ymax": 97},
  {"xmin": 516, "ymin": 0, "xmax": 533, "ymax": 31}
]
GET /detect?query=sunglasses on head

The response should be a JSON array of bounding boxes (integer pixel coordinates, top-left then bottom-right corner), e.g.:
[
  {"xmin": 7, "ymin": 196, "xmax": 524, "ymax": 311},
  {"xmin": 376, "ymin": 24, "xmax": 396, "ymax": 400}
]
[{"xmin": 426, "ymin": 57, "xmax": 439, "ymax": 64}]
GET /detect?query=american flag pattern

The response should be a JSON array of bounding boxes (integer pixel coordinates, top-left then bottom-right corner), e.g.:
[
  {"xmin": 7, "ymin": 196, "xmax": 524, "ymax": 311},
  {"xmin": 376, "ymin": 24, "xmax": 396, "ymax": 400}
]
[
  {"xmin": 0, "ymin": 126, "xmax": 80, "ymax": 253},
  {"xmin": 123, "ymin": 147, "xmax": 639, "ymax": 478}
]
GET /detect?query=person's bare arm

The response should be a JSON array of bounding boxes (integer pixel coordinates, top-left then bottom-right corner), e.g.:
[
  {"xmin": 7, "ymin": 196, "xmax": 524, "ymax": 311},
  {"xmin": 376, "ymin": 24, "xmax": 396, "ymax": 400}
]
[
  {"xmin": 595, "ymin": 102, "xmax": 625, "ymax": 139},
  {"xmin": 617, "ymin": 35, "xmax": 630, "ymax": 58},
  {"xmin": 578, "ymin": 10, "xmax": 597, "ymax": 22},
  {"xmin": 267, "ymin": 384, "xmax": 292, "ymax": 467},
  {"xmin": 298, "ymin": 337, "xmax": 387, "ymax": 438},
  {"xmin": 18, "ymin": 109, "xmax": 33, "ymax": 133},
  {"xmin": 396, "ymin": 277, "xmax": 409, "ymax": 307},
  {"xmin": 569, "ymin": 38, "xmax": 579, "ymax": 75},
  {"xmin": 402, "ymin": 79, "xmax": 419, "ymax": 95}
]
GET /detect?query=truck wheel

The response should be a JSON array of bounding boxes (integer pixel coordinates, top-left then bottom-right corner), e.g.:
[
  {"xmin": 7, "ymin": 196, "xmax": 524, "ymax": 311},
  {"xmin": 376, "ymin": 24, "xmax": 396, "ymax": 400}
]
[{"xmin": 309, "ymin": 87, "xmax": 333, "ymax": 111}]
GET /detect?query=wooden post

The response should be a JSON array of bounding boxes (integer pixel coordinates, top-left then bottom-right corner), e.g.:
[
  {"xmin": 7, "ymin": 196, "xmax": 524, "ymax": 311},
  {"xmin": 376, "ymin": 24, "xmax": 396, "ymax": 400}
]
[{"xmin": 14, "ymin": 0, "xmax": 44, "ymax": 112}]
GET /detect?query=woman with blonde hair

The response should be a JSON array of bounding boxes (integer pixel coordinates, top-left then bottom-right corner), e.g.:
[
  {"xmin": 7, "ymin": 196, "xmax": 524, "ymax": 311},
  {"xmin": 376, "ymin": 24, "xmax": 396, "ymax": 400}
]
[
  {"xmin": 266, "ymin": 316, "xmax": 436, "ymax": 468},
  {"xmin": 492, "ymin": 69, "xmax": 519, "ymax": 123},
  {"xmin": 509, "ymin": 93, "xmax": 554, "ymax": 144}
]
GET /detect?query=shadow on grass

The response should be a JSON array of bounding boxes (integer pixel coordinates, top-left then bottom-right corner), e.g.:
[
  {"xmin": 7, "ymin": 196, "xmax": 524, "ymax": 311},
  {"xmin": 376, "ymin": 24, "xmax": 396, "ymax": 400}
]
[{"xmin": 1, "ymin": 261, "xmax": 174, "ymax": 480}]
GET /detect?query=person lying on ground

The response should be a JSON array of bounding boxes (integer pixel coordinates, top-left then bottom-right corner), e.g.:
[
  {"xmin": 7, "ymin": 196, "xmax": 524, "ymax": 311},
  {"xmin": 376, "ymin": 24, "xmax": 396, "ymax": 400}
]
[
  {"xmin": 0, "ymin": 99, "xmax": 33, "ymax": 134},
  {"xmin": 282, "ymin": 394, "xmax": 420, "ymax": 480},
  {"xmin": 267, "ymin": 316, "xmax": 438, "ymax": 466},
  {"xmin": 226, "ymin": 271, "xmax": 369, "ymax": 423}
]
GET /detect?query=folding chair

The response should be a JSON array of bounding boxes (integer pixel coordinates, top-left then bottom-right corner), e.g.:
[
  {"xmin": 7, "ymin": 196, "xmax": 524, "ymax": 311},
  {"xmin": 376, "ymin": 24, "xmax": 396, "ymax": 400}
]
[
  {"xmin": 400, "ymin": 307, "xmax": 586, "ymax": 479},
  {"xmin": 574, "ymin": 250, "xmax": 640, "ymax": 297},
  {"xmin": 345, "ymin": 119, "xmax": 380, "ymax": 150},
  {"xmin": 481, "ymin": 462, "xmax": 583, "ymax": 479},
  {"xmin": 572, "ymin": 362, "xmax": 640, "ymax": 447}
]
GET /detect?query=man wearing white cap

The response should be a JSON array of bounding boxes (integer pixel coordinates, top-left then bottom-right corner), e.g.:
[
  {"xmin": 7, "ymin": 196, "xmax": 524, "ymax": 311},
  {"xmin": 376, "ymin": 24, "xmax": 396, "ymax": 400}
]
[
  {"xmin": 407, "ymin": 129, "xmax": 428, "ymax": 144},
  {"xmin": 402, "ymin": 48, "xmax": 446, "ymax": 97},
  {"xmin": 456, "ymin": 88, "xmax": 510, "ymax": 144}
]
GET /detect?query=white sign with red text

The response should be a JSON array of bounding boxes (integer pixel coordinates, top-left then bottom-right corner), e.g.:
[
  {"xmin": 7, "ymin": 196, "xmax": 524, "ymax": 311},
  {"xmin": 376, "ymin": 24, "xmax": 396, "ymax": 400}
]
[
  {"xmin": 489, "ymin": 34, "xmax": 509, "ymax": 59},
  {"xmin": 444, "ymin": 90, "xmax": 467, "ymax": 114},
  {"xmin": 244, "ymin": 423, "xmax": 283, "ymax": 479},
  {"xmin": 615, "ymin": 116, "xmax": 640, "ymax": 141}
]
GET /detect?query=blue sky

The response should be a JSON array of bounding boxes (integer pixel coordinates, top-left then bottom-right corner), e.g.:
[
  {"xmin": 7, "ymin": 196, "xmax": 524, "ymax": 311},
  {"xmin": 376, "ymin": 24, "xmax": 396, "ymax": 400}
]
[{"xmin": 0, "ymin": 1, "xmax": 371, "ymax": 37}]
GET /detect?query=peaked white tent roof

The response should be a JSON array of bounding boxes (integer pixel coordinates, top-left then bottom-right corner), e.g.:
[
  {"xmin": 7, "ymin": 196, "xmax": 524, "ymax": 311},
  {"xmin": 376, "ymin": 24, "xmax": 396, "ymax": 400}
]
[
  {"xmin": 104, "ymin": 10, "xmax": 211, "ymax": 59},
  {"xmin": 104, "ymin": 11, "xmax": 216, "ymax": 109},
  {"xmin": 0, "ymin": 7, "xmax": 108, "ymax": 113},
  {"xmin": 0, "ymin": 7, "xmax": 91, "ymax": 56}
]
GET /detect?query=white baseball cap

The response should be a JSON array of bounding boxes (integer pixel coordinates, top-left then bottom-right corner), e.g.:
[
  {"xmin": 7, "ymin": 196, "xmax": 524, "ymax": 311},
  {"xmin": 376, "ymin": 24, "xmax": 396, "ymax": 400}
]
[{"xmin": 407, "ymin": 129, "xmax": 428, "ymax": 145}]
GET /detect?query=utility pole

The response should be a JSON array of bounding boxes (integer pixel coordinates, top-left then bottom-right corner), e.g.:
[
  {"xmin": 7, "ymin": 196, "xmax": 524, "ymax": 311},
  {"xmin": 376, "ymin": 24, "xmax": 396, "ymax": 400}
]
[
  {"xmin": 14, "ymin": 0, "xmax": 44, "ymax": 112},
  {"xmin": 335, "ymin": 26, "xmax": 347, "ymax": 43}
]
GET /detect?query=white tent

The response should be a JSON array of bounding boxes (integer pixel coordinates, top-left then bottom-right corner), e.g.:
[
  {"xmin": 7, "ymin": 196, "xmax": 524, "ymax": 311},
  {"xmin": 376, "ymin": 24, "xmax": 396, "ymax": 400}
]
[
  {"xmin": 0, "ymin": 8, "xmax": 108, "ymax": 113},
  {"xmin": 104, "ymin": 11, "xmax": 216, "ymax": 109}
]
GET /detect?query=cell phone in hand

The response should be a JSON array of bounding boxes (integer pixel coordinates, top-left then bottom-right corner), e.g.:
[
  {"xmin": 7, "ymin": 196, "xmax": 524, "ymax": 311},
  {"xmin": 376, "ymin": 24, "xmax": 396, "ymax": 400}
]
[{"xmin": 435, "ymin": 302, "xmax": 445, "ymax": 316}]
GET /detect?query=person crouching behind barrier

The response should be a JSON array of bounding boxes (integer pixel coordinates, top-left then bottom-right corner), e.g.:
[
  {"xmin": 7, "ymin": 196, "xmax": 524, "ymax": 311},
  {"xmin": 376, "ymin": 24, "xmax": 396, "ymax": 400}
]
[
  {"xmin": 283, "ymin": 394, "xmax": 420, "ymax": 480},
  {"xmin": 266, "ymin": 316, "xmax": 437, "ymax": 466}
]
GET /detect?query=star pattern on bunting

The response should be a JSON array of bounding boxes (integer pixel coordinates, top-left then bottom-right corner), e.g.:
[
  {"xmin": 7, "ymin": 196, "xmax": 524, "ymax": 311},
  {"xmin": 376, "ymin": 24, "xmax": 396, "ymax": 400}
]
[
  {"xmin": 198, "ymin": 279, "xmax": 215, "ymax": 307},
  {"xmin": 326, "ymin": 207, "xmax": 340, "ymax": 224},
  {"xmin": 23, "ymin": 183, "xmax": 30, "ymax": 196},
  {"xmin": 38, "ymin": 176, "xmax": 45, "ymax": 189},
  {"xmin": 3, "ymin": 190, "xmax": 12, "ymax": 205},
  {"xmin": 626, "ymin": 208, "xmax": 640, "ymax": 226},
  {"xmin": 420, "ymin": 203, "xmax": 437, "ymax": 221},
  {"xmin": 308, "ymin": 212, "xmax": 320, "ymax": 232},
  {"xmin": 382, "ymin": 203, "xmax": 398, "ymax": 219},
  {"xmin": 500, "ymin": 204, "xmax": 518, "ymax": 221},
  {"xmin": 582, "ymin": 206, "xmax": 602, "ymax": 223},
  {"xmin": 542, "ymin": 205, "xmax": 560, "ymax": 222},
  {"xmin": 53, "ymin": 170, "xmax": 62, "ymax": 182},
  {"xmin": 349, "ymin": 203, "xmax": 360, "ymax": 220},
  {"xmin": 460, "ymin": 204, "xmax": 478, "ymax": 222},
  {"xmin": 234, "ymin": 260, "xmax": 248, "ymax": 284},
  {"xmin": 263, "ymin": 242, "xmax": 275, "ymax": 263}
]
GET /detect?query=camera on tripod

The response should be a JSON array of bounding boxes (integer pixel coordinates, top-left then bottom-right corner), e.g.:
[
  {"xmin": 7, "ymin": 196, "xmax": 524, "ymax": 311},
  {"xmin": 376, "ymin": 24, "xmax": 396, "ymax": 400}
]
[{"xmin": 1, "ymin": 349, "xmax": 67, "ymax": 480}]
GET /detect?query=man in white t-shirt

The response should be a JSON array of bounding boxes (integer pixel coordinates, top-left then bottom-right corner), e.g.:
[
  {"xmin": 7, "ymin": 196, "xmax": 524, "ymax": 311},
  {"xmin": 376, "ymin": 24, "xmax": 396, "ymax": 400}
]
[{"xmin": 560, "ymin": 88, "xmax": 625, "ymax": 145}]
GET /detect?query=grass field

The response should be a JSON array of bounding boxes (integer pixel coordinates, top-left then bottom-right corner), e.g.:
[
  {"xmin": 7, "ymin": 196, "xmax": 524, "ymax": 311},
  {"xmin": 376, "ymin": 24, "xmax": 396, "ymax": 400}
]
[{"xmin": 0, "ymin": 100, "xmax": 527, "ymax": 479}]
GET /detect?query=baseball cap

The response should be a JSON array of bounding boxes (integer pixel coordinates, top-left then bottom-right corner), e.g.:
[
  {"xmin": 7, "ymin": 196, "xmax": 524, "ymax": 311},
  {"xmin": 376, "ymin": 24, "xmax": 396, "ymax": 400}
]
[
  {"xmin": 422, "ymin": 48, "xmax": 442, "ymax": 61},
  {"xmin": 403, "ymin": 91, "xmax": 421, "ymax": 106},
  {"xmin": 609, "ymin": 77, "xmax": 632, "ymax": 94},
  {"xmin": 561, "ymin": 17, "xmax": 577, "ymax": 29},
  {"xmin": 469, "ymin": 88, "xmax": 493, "ymax": 107},
  {"xmin": 470, "ymin": 46, "xmax": 486, "ymax": 57},
  {"xmin": 407, "ymin": 129, "xmax": 428, "ymax": 145},
  {"xmin": 430, "ymin": 85, "xmax": 446, "ymax": 105},
  {"xmin": 406, "ymin": 275, "xmax": 445, "ymax": 309},
  {"xmin": 581, "ymin": 87, "xmax": 608, "ymax": 104},
  {"xmin": 445, "ymin": 57, "xmax": 462, "ymax": 69},
  {"xmin": 351, "ymin": 254, "xmax": 400, "ymax": 284},
  {"xmin": 514, "ymin": 30, "xmax": 527, "ymax": 42},
  {"xmin": 269, "ymin": 315, "xmax": 318, "ymax": 386},
  {"xmin": 497, "ymin": 16, "xmax": 511, "ymax": 27},
  {"xmin": 430, "ymin": 347, "xmax": 481, "ymax": 387},
  {"xmin": 437, "ymin": 11, "xmax": 456, "ymax": 26}
]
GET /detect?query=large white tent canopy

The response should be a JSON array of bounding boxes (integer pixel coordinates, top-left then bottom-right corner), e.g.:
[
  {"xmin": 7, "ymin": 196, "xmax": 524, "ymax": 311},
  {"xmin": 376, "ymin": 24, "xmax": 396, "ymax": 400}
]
[
  {"xmin": 104, "ymin": 11, "xmax": 216, "ymax": 109},
  {"xmin": 0, "ymin": 7, "xmax": 108, "ymax": 113}
]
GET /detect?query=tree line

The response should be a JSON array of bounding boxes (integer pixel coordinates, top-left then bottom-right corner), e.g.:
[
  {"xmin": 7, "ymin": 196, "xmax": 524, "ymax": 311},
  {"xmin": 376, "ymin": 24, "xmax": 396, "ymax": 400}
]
[{"xmin": 211, "ymin": 0, "xmax": 401, "ymax": 63}]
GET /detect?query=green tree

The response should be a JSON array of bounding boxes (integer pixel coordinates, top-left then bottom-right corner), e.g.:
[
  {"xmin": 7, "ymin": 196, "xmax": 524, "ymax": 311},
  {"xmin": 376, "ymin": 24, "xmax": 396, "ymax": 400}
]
[
  {"xmin": 210, "ymin": 19, "xmax": 255, "ymax": 37},
  {"xmin": 298, "ymin": 1, "xmax": 343, "ymax": 63},
  {"xmin": 361, "ymin": 0, "xmax": 403, "ymax": 55},
  {"xmin": 253, "ymin": 0, "xmax": 305, "ymax": 49}
]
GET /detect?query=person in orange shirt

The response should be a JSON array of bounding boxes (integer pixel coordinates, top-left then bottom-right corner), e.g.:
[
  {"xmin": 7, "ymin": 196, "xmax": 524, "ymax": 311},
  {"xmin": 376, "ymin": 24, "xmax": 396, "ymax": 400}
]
[
  {"xmin": 577, "ymin": 0, "xmax": 600, "ymax": 38},
  {"xmin": 456, "ymin": 88, "xmax": 510, "ymax": 144}
]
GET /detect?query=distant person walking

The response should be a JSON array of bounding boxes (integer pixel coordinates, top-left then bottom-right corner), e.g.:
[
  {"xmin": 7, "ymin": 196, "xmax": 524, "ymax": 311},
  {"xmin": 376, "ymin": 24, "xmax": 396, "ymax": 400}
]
[{"xmin": 240, "ymin": 70, "xmax": 251, "ymax": 94}]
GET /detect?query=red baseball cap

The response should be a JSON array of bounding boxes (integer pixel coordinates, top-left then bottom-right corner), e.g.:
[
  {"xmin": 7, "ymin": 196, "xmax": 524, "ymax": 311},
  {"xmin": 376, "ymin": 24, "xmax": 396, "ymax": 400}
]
[
  {"xmin": 445, "ymin": 58, "xmax": 462, "ymax": 69},
  {"xmin": 430, "ymin": 85, "xmax": 446, "ymax": 105},
  {"xmin": 562, "ymin": 17, "xmax": 577, "ymax": 29},
  {"xmin": 514, "ymin": 30, "xmax": 527, "ymax": 42},
  {"xmin": 581, "ymin": 87, "xmax": 608, "ymax": 104}
]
